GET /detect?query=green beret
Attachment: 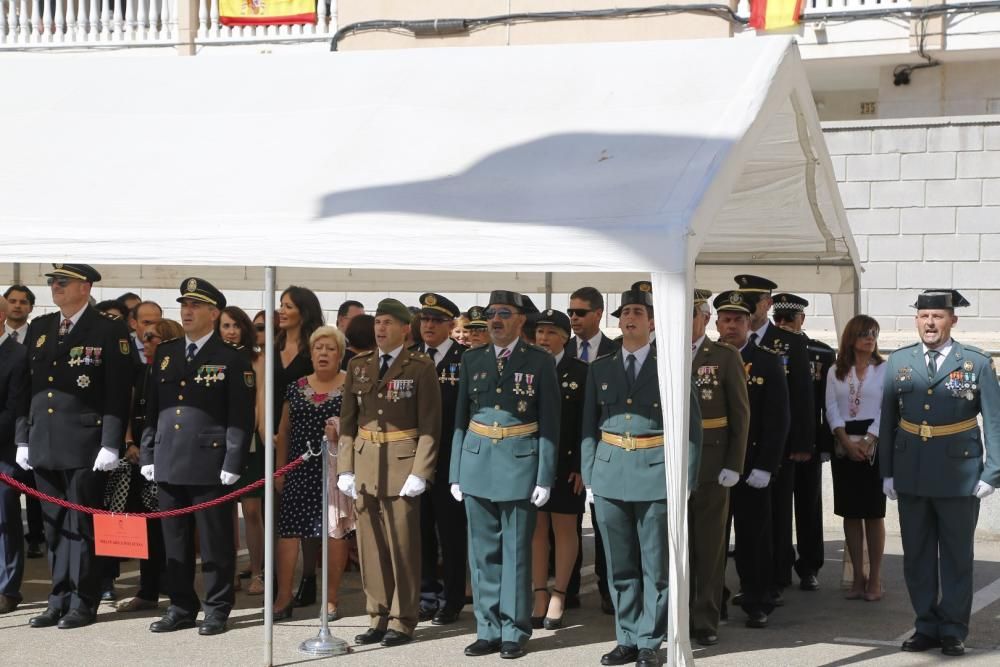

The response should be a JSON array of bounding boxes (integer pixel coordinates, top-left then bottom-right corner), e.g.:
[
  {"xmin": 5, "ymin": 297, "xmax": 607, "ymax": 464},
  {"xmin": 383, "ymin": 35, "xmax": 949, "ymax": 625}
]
[{"xmin": 375, "ymin": 298, "xmax": 412, "ymax": 324}]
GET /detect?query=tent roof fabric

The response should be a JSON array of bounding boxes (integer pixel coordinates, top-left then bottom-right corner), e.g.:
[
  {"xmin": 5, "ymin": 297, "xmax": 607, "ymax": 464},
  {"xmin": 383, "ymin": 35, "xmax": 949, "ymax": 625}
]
[{"xmin": 0, "ymin": 36, "xmax": 857, "ymax": 295}]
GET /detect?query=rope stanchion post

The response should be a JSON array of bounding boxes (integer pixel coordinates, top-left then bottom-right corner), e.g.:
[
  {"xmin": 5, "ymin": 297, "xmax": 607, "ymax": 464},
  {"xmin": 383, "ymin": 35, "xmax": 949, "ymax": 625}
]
[{"xmin": 299, "ymin": 436, "xmax": 350, "ymax": 657}]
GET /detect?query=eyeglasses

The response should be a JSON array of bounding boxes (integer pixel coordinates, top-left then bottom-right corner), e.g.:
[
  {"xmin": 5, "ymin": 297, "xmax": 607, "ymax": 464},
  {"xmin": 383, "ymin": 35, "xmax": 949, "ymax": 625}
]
[
  {"xmin": 253, "ymin": 324, "xmax": 267, "ymax": 332},
  {"xmin": 566, "ymin": 308, "xmax": 592, "ymax": 318},
  {"xmin": 484, "ymin": 308, "xmax": 516, "ymax": 320},
  {"xmin": 858, "ymin": 329, "xmax": 879, "ymax": 339},
  {"xmin": 46, "ymin": 277, "xmax": 72, "ymax": 288},
  {"xmin": 143, "ymin": 332, "xmax": 162, "ymax": 342}
]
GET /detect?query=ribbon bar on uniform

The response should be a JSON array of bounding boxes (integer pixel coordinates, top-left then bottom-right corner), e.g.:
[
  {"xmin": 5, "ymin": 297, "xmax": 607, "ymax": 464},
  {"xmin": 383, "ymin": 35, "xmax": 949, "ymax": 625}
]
[
  {"xmin": 601, "ymin": 431, "xmax": 664, "ymax": 452},
  {"xmin": 899, "ymin": 417, "xmax": 979, "ymax": 439}
]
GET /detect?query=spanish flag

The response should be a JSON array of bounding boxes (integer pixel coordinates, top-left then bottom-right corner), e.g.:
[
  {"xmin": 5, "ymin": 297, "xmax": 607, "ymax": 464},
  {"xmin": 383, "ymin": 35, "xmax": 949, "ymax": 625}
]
[
  {"xmin": 748, "ymin": 0, "xmax": 803, "ymax": 31},
  {"xmin": 220, "ymin": 0, "xmax": 315, "ymax": 27}
]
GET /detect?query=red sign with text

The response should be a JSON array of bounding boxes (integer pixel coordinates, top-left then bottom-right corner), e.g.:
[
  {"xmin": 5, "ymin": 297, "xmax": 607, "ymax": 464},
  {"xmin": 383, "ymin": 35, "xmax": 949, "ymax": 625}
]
[{"xmin": 94, "ymin": 515, "xmax": 148, "ymax": 559}]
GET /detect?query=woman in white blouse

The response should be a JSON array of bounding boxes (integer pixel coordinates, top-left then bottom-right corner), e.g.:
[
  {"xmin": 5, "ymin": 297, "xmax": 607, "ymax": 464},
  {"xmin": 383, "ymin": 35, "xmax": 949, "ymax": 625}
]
[{"xmin": 826, "ymin": 315, "xmax": 887, "ymax": 602}]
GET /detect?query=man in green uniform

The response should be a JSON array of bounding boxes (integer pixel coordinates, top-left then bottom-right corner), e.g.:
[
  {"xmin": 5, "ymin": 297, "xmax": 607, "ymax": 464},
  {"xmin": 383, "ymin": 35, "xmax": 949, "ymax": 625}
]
[
  {"xmin": 880, "ymin": 289, "xmax": 1000, "ymax": 657},
  {"xmin": 464, "ymin": 306, "xmax": 490, "ymax": 348},
  {"xmin": 688, "ymin": 289, "xmax": 750, "ymax": 646},
  {"xmin": 581, "ymin": 286, "xmax": 702, "ymax": 667},
  {"xmin": 450, "ymin": 290, "xmax": 559, "ymax": 660},
  {"xmin": 338, "ymin": 298, "xmax": 441, "ymax": 647}
]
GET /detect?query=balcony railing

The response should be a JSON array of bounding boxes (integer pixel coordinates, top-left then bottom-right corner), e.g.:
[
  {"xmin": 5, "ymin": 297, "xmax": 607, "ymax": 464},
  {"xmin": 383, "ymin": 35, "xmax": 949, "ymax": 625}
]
[
  {"xmin": 0, "ymin": 0, "xmax": 177, "ymax": 46},
  {"xmin": 735, "ymin": 0, "xmax": 913, "ymax": 19},
  {"xmin": 196, "ymin": 0, "xmax": 333, "ymax": 43}
]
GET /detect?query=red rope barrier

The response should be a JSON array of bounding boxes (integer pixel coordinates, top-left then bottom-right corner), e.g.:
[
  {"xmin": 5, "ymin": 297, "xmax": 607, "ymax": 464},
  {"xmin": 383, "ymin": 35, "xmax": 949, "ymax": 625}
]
[{"xmin": 0, "ymin": 455, "xmax": 310, "ymax": 519}]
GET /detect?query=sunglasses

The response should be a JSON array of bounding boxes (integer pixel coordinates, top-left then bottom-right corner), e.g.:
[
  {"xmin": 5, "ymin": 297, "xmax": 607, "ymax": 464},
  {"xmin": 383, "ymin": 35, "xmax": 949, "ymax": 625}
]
[
  {"xmin": 143, "ymin": 332, "xmax": 162, "ymax": 342},
  {"xmin": 858, "ymin": 329, "xmax": 879, "ymax": 339},
  {"xmin": 484, "ymin": 308, "xmax": 516, "ymax": 320},
  {"xmin": 253, "ymin": 324, "xmax": 267, "ymax": 332},
  {"xmin": 566, "ymin": 308, "xmax": 592, "ymax": 318},
  {"xmin": 46, "ymin": 277, "xmax": 73, "ymax": 287}
]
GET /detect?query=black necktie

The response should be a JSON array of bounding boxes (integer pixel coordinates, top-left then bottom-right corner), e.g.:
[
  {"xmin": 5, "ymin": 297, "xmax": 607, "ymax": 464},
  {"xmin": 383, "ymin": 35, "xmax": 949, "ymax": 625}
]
[
  {"xmin": 427, "ymin": 348, "xmax": 437, "ymax": 363},
  {"xmin": 10, "ymin": 331, "xmax": 17, "ymax": 343},
  {"xmin": 186, "ymin": 343, "xmax": 197, "ymax": 363},
  {"xmin": 927, "ymin": 349, "xmax": 940, "ymax": 378},
  {"xmin": 626, "ymin": 354, "xmax": 637, "ymax": 389},
  {"xmin": 749, "ymin": 332, "xmax": 758, "ymax": 346},
  {"xmin": 379, "ymin": 353, "xmax": 392, "ymax": 379}
]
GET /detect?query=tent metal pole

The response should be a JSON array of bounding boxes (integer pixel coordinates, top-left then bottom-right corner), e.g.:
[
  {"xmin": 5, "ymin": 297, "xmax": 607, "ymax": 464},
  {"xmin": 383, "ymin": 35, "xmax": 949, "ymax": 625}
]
[
  {"xmin": 544, "ymin": 272, "xmax": 552, "ymax": 309},
  {"xmin": 12, "ymin": 263, "xmax": 20, "ymax": 284},
  {"xmin": 263, "ymin": 266, "xmax": 276, "ymax": 666}
]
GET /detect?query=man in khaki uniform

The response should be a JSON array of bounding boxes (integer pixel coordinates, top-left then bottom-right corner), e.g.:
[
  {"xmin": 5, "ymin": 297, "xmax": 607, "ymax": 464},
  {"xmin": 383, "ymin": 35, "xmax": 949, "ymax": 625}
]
[
  {"xmin": 687, "ymin": 289, "xmax": 750, "ymax": 646},
  {"xmin": 337, "ymin": 298, "xmax": 441, "ymax": 647}
]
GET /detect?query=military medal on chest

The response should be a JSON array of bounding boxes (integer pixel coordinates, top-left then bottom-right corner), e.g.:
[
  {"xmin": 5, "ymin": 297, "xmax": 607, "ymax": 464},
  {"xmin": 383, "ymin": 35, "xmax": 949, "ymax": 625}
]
[
  {"xmin": 517, "ymin": 399, "xmax": 528, "ymax": 414},
  {"xmin": 68, "ymin": 346, "xmax": 85, "ymax": 366},
  {"xmin": 525, "ymin": 373, "xmax": 535, "ymax": 397},
  {"xmin": 513, "ymin": 372, "xmax": 524, "ymax": 395},
  {"xmin": 77, "ymin": 374, "xmax": 91, "ymax": 388}
]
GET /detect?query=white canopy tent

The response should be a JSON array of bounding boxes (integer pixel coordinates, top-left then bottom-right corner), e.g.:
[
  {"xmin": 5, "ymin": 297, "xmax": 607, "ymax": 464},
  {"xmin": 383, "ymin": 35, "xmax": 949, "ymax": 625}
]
[{"xmin": 0, "ymin": 36, "xmax": 859, "ymax": 666}]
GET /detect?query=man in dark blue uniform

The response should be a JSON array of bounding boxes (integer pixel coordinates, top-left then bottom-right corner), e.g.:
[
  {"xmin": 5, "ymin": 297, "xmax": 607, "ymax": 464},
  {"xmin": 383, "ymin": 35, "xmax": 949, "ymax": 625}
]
[
  {"xmin": 140, "ymin": 278, "xmax": 254, "ymax": 636},
  {"xmin": 15, "ymin": 264, "xmax": 132, "ymax": 629}
]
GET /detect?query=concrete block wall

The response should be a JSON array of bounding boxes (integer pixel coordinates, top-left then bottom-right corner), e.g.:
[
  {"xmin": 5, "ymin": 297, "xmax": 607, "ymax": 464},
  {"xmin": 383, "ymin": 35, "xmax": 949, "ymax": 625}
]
[{"xmin": 823, "ymin": 117, "xmax": 1000, "ymax": 344}]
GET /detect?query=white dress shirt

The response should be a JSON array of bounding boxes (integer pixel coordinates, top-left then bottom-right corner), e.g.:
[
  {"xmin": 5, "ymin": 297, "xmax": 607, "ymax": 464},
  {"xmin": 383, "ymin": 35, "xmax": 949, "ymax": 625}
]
[
  {"xmin": 59, "ymin": 303, "xmax": 89, "ymax": 333},
  {"xmin": 621, "ymin": 343, "xmax": 651, "ymax": 375},
  {"xmin": 4, "ymin": 322, "xmax": 28, "ymax": 343},
  {"xmin": 184, "ymin": 331, "xmax": 214, "ymax": 358},
  {"xmin": 922, "ymin": 339, "xmax": 953, "ymax": 374},
  {"xmin": 377, "ymin": 344, "xmax": 404, "ymax": 368},
  {"xmin": 575, "ymin": 331, "xmax": 604, "ymax": 363},
  {"xmin": 494, "ymin": 340, "xmax": 518, "ymax": 359},
  {"xmin": 825, "ymin": 362, "xmax": 887, "ymax": 437},
  {"xmin": 424, "ymin": 337, "xmax": 453, "ymax": 364}
]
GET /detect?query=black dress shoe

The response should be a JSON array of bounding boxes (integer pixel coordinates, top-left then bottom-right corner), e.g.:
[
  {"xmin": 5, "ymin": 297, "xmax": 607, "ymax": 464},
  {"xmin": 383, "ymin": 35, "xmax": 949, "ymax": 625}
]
[
  {"xmin": 355, "ymin": 628, "xmax": 386, "ymax": 645},
  {"xmin": 198, "ymin": 617, "xmax": 227, "ymax": 636},
  {"xmin": 26, "ymin": 542, "xmax": 43, "ymax": 559},
  {"xmin": 293, "ymin": 575, "xmax": 317, "ymax": 607},
  {"xmin": 381, "ymin": 629, "xmax": 413, "ymax": 647},
  {"xmin": 500, "ymin": 641, "xmax": 525, "ymax": 659},
  {"xmin": 101, "ymin": 589, "xmax": 117, "ymax": 603},
  {"xmin": 600, "ymin": 593, "xmax": 615, "ymax": 615},
  {"xmin": 29, "ymin": 608, "xmax": 64, "ymax": 628},
  {"xmin": 799, "ymin": 574, "xmax": 819, "ymax": 591},
  {"xmin": 769, "ymin": 591, "xmax": 785, "ymax": 607},
  {"xmin": 637, "ymin": 648, "xmax": 662, "ymax": 667},
  {"xmin": 745, "ymin": 611, "xmax": 768, "ymax": 628},
  {"xmin": 0, "ymin": 595, "xmax": 19, "ymax": 614},
  {"xmin": 431, "ymin": 608, "xmax": 460, "ymax": 625},
  {"xmin": 901, "ymin": 632, "xmax": 941, "ymax": 652},
  {"xmin": 941, "ymin": 636, "xmax": 965, "ymax": 656},
  {"xmin": 149, "ymin": 611, "xmax": 196, "ymax": 633},
  {"xmin": 731, "ymin": 591, "xmax": 744, "ymax": 606},
  {"xmin": 601, "ymin": 645, "xmax": 639, "ymax": 666},
  {"xmin": 693, "ymin": 631, "xmax": 718, "ymax": 646},
  {"xmin": 57, "ymin": 610, "xmax": 95, "ymax": 629},
  {"xmin": 418, "ymin": 606, "xmax": 438, "ymax": 622},
  {"xmin": 464, "ymin": 639, "xmax": 501, "ymax": 657}
]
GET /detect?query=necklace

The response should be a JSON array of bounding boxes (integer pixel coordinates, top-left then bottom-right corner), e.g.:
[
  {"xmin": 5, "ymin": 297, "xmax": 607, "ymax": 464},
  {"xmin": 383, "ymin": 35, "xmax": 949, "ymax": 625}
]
[{"xmin": 847, "ymin": 362, "xmax": 868, "ymax": 418}]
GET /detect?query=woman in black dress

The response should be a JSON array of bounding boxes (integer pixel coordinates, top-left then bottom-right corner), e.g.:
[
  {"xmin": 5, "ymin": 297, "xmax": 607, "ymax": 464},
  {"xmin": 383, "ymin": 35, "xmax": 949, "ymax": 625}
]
[
  {"xmin": 273, "ymin": 285, "xmax": 325, "ymax": 606},
  {"xmin": 530, "ymin": 311, "xmax": 587, "ymax": 629}
]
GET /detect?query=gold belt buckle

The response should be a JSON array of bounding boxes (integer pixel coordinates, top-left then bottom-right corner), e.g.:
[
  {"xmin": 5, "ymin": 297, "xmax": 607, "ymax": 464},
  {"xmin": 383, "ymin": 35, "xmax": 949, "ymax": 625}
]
[
  {"xmin": 919, "ymin": 424, "xmax": 933, "ymax": 438},
  {"xmin": 622, "ymin": 434, "xmax": 637, "ymax": 452},
  {"xmin": 489, "ymin": 423, "xmax": 504, "ymax": 439}
]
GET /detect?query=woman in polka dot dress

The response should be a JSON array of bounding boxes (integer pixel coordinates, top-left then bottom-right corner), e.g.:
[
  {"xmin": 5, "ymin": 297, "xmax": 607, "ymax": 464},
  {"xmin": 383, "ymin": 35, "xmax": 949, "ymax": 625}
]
[{"xmin": 273, "ymin": 325, "xmax": 354, "ymax": 621}]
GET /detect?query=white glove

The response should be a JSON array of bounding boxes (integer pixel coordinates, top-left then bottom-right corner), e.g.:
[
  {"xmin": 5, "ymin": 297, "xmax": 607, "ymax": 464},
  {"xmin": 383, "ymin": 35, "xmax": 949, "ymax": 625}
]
[
  {"xmin": 399, "ymin": 474, "xmax": 426, "ymax": 498},
  {"xmin": 717, "ymin": 469, "xmax": 739, "ymax": 488},
  {"xmin": 973, "ymin": 480, "xmax": 995, "ymax": 499},
  {"xmin": 585, "ymin": 486, "xmax": 595, "ymax": 505},
  {"xmin": 882, "ymin": 477, "xmax": 897, "ymax": 501},
  {"xmin": 15, "ymin": 445, "xmax": 31, "ymax": 471},
  {"xmin": 220, "ymin": 471, "xmax": 240, "ymax": 485},
  {"xmin": 93, "ymin": 447, "xmax": 119, "ymax": 472},
  {"xmin": 140, "ymin": 465, "xmax": 155, "ymax": 482},
  {"xmin": 337, "ymin": 473, "xmax": 356, "ymax": 499},
  {"xmin": 450, "ymin": 483, "xmax": 463, "ymax": 502},
  {"xmin": 745, "ymin": 469, "xmax": 771, "ymax": 489},
  {"xmin": 530, "ymin": 485, "xmax": 550, "ymax": 508}
]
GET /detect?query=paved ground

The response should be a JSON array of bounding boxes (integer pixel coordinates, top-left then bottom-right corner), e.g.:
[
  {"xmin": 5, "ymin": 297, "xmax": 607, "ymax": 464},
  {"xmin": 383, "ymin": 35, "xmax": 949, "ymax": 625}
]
[{"xmin": 4, "ymin": 519, "xmax": 1000, "ymax": 666}]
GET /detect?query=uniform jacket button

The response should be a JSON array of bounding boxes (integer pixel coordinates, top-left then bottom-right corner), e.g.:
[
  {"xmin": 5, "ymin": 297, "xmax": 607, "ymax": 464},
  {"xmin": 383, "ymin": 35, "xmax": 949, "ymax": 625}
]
[
  {"xmin": 174, "ymin": 424, "xmax": 181, "ymax": 430},
  {"xmin": 47, "ymin": 408, "xmax": 54, "ymax": 414}
]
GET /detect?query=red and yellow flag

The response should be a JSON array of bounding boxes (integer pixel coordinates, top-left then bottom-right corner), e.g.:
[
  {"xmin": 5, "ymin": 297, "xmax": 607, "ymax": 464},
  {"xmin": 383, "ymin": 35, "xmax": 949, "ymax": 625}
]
[
  {"xmin": 748, "ymin": 0, "xmax": 803, "ymax": 31},
  {"xmin": 220, "ymin": 0, "xmax": 315, "ymax": 27}
]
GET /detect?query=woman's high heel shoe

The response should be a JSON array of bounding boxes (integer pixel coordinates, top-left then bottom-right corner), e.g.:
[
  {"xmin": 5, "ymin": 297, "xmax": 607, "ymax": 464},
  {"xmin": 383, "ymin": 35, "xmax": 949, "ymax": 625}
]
[
  {"xmin": 273, "ymin": 602, "xmax": 294, "ymax": 622},
  {"xmin": 543, "ymin": 588, "xmax": 566, "ymax": 630},
  {"xmin": 530, "ymin": 588, "xmax": 549, "ymax": 629}
]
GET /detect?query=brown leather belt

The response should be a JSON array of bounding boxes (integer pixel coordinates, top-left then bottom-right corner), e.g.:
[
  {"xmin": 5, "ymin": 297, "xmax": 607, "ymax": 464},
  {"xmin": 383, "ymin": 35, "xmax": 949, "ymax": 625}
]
[
  {"xmin": 601, "ymin": 431, "xmax": 664, "ymax": 451},
  {"xmin": 358, "ymin": 428, "xmax": 418, "ymax": 444},
  {"xmin": 702, "ymin": 416, "xmax": 729, "ymax": 430},
  {"xmin": 899, "ymin": 418, "xmax": 978, "ymax": 439},
  {"xmin": 469, "ymin": 421, "xmax": 538, "ymax": 440}
]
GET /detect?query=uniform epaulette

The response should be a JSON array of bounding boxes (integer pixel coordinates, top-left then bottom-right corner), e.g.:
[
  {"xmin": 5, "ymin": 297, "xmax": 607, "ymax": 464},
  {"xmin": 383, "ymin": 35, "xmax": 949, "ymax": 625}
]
[
  {"xmin": 591, "ymin": 351, "xmax": 616, "ymax": 365},
  {"xmin": 960, "ymin": 344, "xmax": 991, "ymax": 359},
  {"xmin": 354, "ymin": 349, "xmax": 376, "ymax": 358},
  {"xmin": 223, "ymin": 339, "xmax": 244, "ymax": 350},
  {"xmin": 161, "ymin": 336, "xmax": 180, "ymax": 345},
  {"xmin": 807, "ymin": 338, "xmax": 835, "ymax": 352},
  {"xmin": 520, "ymin": 342, "xmax": 548, "ymax": 355},
  {"xmin": 757, "ymin": 345, "xmax": 781, "ymax": 356},
  {"xmin": 714, "ymin": 340, "xmax": 740, "ymax": 353},
  {"xmin": 895, "ymin": 342, "xmax": 920, "ymax": 352},
  {"xmin": 98, "ymin": 310, "xmax": 120, "ymax": 320}
]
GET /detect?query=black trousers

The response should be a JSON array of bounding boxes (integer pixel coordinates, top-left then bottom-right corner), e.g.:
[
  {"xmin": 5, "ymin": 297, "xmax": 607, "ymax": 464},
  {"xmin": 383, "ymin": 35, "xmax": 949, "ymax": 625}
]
[
  {"xmin": 0, "ymin": 462, "xmax": 28, "ymax": 600},
  {"xmin": 770, "ymin": 461, "xmax": 796, "ymax": 590},
  {"xmin": 793, "ymin": 456, "xmax": 825, "ymax": 578},
  {"xmin": 419, "ymin": 480, "xmax": 468, "ymax": 613},
  {"xmin": 158, "ymin": 483, "xmax": 235, "ymax": 620},
  {"xmin": 33, "ymin": 466, "xmax": 108, "ymax": 615},
  {"xmin": 732, "ymin": 481, "xmax": 774, "ymax": 615},
  {"xmin": 25, "ymin": 485, "xmax": 45, "ymax": 545}
]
